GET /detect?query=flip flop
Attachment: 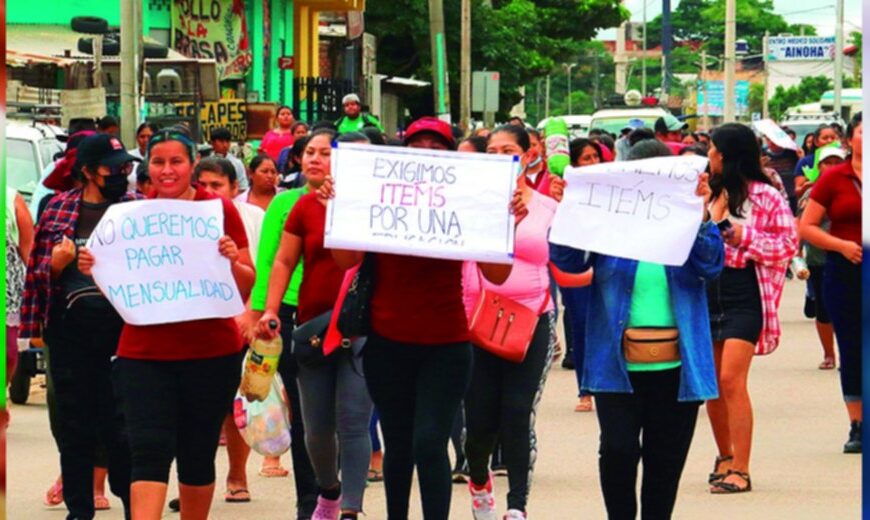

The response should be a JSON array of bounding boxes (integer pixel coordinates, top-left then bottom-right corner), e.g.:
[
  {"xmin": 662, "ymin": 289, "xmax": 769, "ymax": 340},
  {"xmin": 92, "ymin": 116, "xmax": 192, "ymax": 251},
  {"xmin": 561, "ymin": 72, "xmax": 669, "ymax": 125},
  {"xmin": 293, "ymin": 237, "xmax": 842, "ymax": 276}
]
[
  {"xmin": 225, "ymin": 488, "xmax": 251, "ymax": 503},
  {"xmin": 94, "ymin": 495, "xmax": 111, "ymax": 510},
  {"xmin": 44, "ymin": 480, "xmax": 63, "ymax": 507},
  {"xmin": 819, "ymin": 358, "xmax": 836, "ymax": 370},
  {"xmin": 368, "ymin": 469, "xmax": 384, "ymax": 482},
  {"xmin": 258, "ymin": 465, "xmax": 289, "ymax": 478}
]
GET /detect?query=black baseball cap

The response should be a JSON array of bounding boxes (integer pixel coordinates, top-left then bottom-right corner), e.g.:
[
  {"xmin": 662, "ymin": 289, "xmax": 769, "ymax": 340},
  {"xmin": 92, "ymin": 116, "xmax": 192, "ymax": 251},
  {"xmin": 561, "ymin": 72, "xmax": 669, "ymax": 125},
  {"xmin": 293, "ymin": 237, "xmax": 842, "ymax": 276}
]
[{"xmin": 76, "ymin": 134, "xmax": 140, "ymax": 168}]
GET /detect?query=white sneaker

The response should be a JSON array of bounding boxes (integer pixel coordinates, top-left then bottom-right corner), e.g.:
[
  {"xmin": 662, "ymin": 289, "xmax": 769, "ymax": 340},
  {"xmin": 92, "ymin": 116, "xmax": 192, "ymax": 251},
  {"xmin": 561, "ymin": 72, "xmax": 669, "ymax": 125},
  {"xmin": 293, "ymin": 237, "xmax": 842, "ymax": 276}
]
[
  {"xmin": 469, "ymin": 474, "xmax": 498, "ymax": 520},
  {"xmin": 504, "ymin": 509, "xmax": 526, "ymax": 519}
]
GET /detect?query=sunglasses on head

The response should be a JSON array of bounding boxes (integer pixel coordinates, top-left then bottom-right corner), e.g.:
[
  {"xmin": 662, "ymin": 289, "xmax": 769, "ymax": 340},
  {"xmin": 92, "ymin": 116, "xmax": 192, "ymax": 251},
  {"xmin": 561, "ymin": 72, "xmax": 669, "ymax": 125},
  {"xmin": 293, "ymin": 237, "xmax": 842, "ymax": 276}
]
[{"xmin": 148, "ymin": 130, "xmax": 196, "ymax": 158}]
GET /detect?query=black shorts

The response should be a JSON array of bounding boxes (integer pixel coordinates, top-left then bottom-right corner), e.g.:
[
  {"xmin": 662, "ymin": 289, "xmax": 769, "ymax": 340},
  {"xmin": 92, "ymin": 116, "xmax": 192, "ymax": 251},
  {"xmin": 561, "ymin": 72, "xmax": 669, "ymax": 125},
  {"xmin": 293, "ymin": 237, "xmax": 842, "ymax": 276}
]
[{"xmin": 707, "ymin": 265, "xmax": 763, "ymax": 344}]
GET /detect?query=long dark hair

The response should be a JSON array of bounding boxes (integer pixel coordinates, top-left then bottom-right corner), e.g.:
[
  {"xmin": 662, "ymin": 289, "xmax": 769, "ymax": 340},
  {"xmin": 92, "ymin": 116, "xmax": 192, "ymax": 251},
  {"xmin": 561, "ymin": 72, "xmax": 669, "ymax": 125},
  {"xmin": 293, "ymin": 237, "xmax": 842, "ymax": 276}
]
[
  {"xmin": 710, "ymin": 123, "xmax": 772, "ymax": 218},
  {"xmin": 488, "ymin": 124, "xmax": 530, "ymax": 151}
]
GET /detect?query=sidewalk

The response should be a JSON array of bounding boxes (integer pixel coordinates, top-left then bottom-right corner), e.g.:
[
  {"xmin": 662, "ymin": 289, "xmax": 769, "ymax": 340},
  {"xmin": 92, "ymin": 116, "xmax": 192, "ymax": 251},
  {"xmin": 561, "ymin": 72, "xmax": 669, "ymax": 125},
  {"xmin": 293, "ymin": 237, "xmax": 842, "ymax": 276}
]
[{"xmin": 7, "ymin": 281, "xmax": 861, "ymax": 518}]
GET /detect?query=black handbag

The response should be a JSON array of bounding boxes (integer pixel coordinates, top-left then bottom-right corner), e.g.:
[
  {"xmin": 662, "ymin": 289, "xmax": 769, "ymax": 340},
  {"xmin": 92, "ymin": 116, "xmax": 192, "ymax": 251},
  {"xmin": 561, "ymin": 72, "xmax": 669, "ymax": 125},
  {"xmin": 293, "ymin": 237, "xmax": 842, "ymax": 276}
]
[
  {"xmin": 337, "ymin": 255, "xmax": 376, "ymax": 338},
  {"xmin": 291, "ymin": 311, "xmax": 335, "ymax": 367}
]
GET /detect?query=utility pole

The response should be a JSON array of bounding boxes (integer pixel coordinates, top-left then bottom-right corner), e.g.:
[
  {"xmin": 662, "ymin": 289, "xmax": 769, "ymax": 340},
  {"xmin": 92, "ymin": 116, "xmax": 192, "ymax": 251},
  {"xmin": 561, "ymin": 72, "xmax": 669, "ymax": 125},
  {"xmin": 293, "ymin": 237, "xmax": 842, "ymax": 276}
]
[
  {"xmin": 833, "ymin": 0, "xmax": 844, "ymax": 116},
  {"xmin": 544, "ymin": 74, "xmax": 551, "ymax": 119},
  {"xmin": 700, "ymin": 50, "xmax": 710, "ymax": 130},
  {"xmin": 615, "ymin": 21, "xmax": 628, "ymax": 94},
  {"xmin": 641, "ymin": 0, "xmax": 647, "ymax": 95},
  {"xmin": 723, "ymin": 0, "xmax": 737, "ymax": 122},
  {"xmin": 593, "ymin": 52, "xmax": 600, "ymax": 109},
  {"xmin": 460, "ymin": 0, "xmax": 471, "ymax": 131},
  {"xmin": 120, "ymin": 0, "xmax": 140, "ymax": 146},
  {"xmin": 661, "ymin": 0, "xmax": 672, "ymax": 97},
  {"xmin": 428, "ymin": 0, "xmax": 451, "ymax": 121},
  {"xmin": 762, "ymin": 31, "xmax": 770, "ymax": 119},
  {"xmin": 564, "ymin": 63, "xmax": 576, "ymax": 115}
]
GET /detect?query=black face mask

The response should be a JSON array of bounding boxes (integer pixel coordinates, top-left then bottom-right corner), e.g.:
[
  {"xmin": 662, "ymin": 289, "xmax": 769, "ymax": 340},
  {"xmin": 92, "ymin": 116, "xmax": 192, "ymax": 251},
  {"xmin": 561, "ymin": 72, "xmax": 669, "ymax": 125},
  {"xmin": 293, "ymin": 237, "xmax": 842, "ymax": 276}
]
[{"xmin": 99, "ymin": 174, "xmax": 129, "ymax": 201}]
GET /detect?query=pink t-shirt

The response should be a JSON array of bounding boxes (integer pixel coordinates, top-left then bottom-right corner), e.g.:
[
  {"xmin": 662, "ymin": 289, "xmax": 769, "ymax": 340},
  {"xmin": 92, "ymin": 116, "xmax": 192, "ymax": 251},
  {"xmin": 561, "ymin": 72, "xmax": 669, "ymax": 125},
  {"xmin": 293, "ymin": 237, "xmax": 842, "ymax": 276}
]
[
  {"xmin": 259, "ymin": 130, "xmax": 295, "ymax": 161},
  {"xmin": 462, "ymin": 191, "xmax": 557, "ymax": 317}
]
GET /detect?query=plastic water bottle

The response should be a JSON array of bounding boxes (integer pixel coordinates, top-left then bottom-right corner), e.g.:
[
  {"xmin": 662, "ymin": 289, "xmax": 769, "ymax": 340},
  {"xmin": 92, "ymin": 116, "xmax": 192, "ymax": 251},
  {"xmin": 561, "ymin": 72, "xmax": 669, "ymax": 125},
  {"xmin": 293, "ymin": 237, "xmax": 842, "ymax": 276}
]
[
  {"xmin": 545, "ymin": 117, "xmax": 570, "ymax": 177},
  {"xmin": 240, "ymin": 320, "xmax": 283, "ymax": 402}
]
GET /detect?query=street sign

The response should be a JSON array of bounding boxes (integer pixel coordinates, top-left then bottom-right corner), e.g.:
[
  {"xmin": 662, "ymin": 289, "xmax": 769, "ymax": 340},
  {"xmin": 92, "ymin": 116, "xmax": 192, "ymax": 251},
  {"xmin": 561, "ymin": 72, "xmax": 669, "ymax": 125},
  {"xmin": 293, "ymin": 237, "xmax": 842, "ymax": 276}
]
[
  {"xmin": 697, "ymin": 80, "xmax": 751, "ymax": 117},
  {"xmin": 767, "ymin": 36, "xmax": 835, "ymax": 61},
  {"xmin": 472, "ymin": 71, "xmax": 499, "ymax": 113},
  {"xmin": 278, "ymin": 56, "xmax": 295, "ymax": 71}
]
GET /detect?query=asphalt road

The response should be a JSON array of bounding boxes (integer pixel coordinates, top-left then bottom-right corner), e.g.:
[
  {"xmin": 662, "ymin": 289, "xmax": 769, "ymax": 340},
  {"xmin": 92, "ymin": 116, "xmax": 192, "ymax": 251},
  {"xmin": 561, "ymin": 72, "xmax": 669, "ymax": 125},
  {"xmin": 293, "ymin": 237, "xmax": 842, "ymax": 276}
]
[{"xmin": 7, "ymin": 281, "xmax": 861, "ymax": 519}]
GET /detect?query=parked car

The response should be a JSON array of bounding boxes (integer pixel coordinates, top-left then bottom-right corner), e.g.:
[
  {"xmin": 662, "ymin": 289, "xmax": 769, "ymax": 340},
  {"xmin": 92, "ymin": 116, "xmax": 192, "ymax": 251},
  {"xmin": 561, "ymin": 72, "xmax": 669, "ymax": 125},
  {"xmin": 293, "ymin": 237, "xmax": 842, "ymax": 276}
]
[
  {"xmin": 781, "ymin": 105, "xmax": 846, "ymax": 150},
  {"xmin": 6, "ymin": 120, "xmax": 64, "ymax": 203},
  {"xmin": 589, "ymin": 106, "xmax": 671, "ymax": 136}
]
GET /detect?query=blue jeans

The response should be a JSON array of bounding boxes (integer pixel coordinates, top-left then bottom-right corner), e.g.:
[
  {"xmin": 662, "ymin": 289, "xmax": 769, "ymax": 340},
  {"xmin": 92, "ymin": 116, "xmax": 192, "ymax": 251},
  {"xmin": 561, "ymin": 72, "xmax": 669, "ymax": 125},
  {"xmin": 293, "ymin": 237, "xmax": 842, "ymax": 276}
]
[{"xmin": 822, "ymin": 252, "xmax": 861, "ymax": 402}]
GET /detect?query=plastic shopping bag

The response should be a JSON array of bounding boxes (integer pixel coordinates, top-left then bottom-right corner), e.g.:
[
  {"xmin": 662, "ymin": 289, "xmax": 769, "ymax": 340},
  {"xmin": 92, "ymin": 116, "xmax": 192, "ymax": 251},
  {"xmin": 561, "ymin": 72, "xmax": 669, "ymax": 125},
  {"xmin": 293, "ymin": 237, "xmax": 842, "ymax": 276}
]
[{"xmin": 233, "ymin": 373, "xmax": 292, "ymax": 457}]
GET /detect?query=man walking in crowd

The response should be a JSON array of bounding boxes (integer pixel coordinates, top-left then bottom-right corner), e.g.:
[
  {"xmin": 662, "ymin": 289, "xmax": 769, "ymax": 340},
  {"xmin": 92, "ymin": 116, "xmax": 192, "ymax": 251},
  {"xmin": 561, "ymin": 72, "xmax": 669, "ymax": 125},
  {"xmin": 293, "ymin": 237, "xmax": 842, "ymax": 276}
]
[
  {"xmin": 654, "ymin": 114, "xmax": 688, "ymax": 155},
  {"xmin": 210, "ymin": 127, "xmax": 251, "ymax": 194},
  {"xmin": 335, "ymin": 94, "xmax": 384, "ymax": 135}
]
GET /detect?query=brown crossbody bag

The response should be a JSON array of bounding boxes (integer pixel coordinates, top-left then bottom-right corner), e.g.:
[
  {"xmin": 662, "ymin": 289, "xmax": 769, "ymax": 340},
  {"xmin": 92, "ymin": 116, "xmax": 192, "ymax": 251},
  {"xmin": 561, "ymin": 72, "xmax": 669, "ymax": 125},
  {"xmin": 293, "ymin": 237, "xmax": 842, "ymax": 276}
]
[{"xmin": 622, "ymin": 327, "xmax": 681, "ymax": 363}]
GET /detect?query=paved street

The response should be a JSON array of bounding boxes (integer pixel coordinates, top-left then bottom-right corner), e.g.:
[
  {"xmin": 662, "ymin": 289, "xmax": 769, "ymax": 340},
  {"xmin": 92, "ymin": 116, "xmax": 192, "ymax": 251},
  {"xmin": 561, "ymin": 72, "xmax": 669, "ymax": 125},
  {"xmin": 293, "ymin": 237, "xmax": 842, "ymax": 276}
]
[{"xmin": 7, "ymin": 281, "xmax": 861, "ymax": 519}]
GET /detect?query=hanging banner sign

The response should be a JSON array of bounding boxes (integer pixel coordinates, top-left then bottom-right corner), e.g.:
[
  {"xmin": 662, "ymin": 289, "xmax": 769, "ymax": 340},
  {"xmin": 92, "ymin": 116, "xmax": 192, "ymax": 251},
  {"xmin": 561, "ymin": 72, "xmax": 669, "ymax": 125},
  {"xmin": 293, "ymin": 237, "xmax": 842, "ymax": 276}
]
[
  {"xmin": 171, "ymin": 0, "xmax": 253, "ymax": 80},
  {"xmin": 325, "ymin": 143, "xmax": 517, "ymax": 264},
  {"xmin": 767, "ymin": 36, "xmax": 836, "ymax": 61},
  {"xmin": 87, "ymin": 199, "xmax": 245, "ymax": 325},
  {"xmin": 174, "ymin": 99, "xmax": 247, "ymax": 141},
  {"xmin": 549, "ymin": 156, "xmax": 708, "ymax": 266}
]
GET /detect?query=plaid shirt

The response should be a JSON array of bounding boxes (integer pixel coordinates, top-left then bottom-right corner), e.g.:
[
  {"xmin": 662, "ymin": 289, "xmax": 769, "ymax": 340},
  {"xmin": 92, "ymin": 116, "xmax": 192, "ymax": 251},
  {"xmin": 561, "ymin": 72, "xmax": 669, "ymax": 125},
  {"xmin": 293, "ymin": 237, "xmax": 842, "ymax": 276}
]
[
  {"xmin": 19, "ymin": 189, "xmax": 140, "ymax": 339},
  {"xmin": 724, "ymin": 181, "xmax": 798, "ymax": 355}
]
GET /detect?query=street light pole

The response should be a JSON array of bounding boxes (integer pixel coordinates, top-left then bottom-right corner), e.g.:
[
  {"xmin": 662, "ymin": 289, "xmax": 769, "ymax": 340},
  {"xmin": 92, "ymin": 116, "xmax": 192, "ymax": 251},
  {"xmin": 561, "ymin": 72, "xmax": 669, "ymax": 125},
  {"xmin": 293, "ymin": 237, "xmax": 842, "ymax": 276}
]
[
  {"xmin": 700, "ymin": 50, "xmax": 710, "ymax": 130},
  {"xmin": 564, "ymin": 63, "xmax": 576, "ymax": 115},
  {"xmin": 833, "ymin": 0, "xmax": 844, "ymax": 116},
  {"xmin": 120, "ymin": 0, "xmax": 140, "ymax": 146},
  {"xmin": 642, "ymin": 0, "xmax": 647, "ymax": 95},
  {"xmin": 763, "ymin": 31, "xmax": 770, "ymax": 119},
  {"xmin": 723, "ymin": 0, "xmax": 737, "ymax": 122}
]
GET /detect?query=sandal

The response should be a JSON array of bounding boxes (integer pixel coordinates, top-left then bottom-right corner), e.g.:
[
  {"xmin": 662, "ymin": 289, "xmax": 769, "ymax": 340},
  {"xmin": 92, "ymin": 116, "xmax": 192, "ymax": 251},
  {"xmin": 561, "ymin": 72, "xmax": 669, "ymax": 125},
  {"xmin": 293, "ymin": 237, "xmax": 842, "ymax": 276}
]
[
  {"xmin": 368, "ymin": 469, "xmax": 384, "ymax": 482},
  {"xmin": 225, "ymin": 488, "xmax": 251, "ymax": 503},
  {"xmin": 94, "ymin": 495, "xmax": 111, "ymax": 510},
  {"xmin": 258, "ymin": 465, "xmax": 289, "ymax": 478},
  {"xmin": 44, "ymin": 479, "xmax": 64, "ymax": 507},
  {"xmin": 708, "ymin": 455, "xmax": 733, "ymax": 484},
  {"xmin": 710, "ymin": 470, "xmax": 752, "ymax": 494},
  {"xmin": 574, "ymin": 396, "xmax": 593, "ymax": 413},
  {"xmin": 819, "ymin": 357, "xmax": 836, "ymax": 370}
]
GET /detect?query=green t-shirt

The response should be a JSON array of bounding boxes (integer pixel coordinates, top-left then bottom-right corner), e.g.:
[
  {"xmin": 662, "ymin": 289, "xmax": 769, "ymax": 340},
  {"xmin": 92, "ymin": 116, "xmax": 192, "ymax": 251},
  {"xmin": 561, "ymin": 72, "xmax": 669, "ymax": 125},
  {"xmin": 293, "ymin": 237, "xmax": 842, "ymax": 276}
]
[
  {"xmin": 336, "ymin": 114, "xmax": 384, "ymax": 135},
  {"xmin": 626, "ymin": 262, "xmax": 682, "ymax": 372},
  {"xmin": 250, "ymin": 187, "xmax": 307, "ymax": 311}
]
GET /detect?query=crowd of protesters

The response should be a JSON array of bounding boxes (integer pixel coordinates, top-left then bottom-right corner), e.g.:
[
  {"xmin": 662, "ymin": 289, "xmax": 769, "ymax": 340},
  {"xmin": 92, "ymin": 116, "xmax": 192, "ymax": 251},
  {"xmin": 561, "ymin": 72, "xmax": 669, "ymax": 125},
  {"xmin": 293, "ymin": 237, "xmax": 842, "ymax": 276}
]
[{"xmin": 7, "ymin": 90, "xmax": 861, "ymax": 520}]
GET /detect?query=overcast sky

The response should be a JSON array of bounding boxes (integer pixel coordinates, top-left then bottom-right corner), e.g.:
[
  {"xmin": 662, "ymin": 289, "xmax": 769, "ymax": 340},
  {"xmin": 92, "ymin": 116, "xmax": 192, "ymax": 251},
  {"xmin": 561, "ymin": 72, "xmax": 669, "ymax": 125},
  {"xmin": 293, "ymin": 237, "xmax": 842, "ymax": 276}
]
[{"xmin": 597, "ymin": 0, "xmax": 862, "ymax": 40}]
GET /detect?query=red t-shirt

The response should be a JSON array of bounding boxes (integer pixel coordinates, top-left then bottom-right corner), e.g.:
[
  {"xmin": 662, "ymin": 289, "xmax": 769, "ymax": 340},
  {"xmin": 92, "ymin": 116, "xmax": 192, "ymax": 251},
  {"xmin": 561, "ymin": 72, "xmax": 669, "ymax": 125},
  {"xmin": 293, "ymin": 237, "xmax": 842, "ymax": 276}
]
[
  {"xmin": 117, "ymin": 186, "xmax": 249, "ymax": 361},
  {"xmin": 260, "ymin": 130, "xmax": 295, "ymax": 161},
  {"xmin": 370, "ymin": 254, "xmax": 469, "ymax": 345},
  {"xmin": 810, "ymin": 160, "xmax": 861, "ymax": 244},
  {"xmin": 284, "ymin": 193, "xmax": 344, "ymax": 324}
]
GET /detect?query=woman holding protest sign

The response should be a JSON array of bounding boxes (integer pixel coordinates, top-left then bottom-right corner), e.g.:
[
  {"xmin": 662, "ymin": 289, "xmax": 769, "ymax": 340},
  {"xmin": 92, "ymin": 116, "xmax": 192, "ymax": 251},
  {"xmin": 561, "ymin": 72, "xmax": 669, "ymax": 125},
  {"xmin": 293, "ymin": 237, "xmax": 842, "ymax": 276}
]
[
  {"xmin": 254, "ymin": 128, "xmax": 373, "ymax": 520},
  {"xmin": 319, "ymin": 116, "xmax": 528, "ymax": 520},
  {"xmin": 549, "ymin": 141, "xmax": 724, "ymax": 518},
  {"xmin": 799, "ymin": 112, "xmax": 863, "ymax": 453},
  {"xmin": 79, "ymin": 128, "xmax": 255, "ymax": 519},
  {"xmin": 705, "ymin": 123, "xmax": 798, "ymax": 493},
  {"xmin": 20, "ymin": 133, "xmax": 141, "ymax": 520},
  {"xmin": 460, "ymin": 124, "xmax": 557, "ymax": 520}
]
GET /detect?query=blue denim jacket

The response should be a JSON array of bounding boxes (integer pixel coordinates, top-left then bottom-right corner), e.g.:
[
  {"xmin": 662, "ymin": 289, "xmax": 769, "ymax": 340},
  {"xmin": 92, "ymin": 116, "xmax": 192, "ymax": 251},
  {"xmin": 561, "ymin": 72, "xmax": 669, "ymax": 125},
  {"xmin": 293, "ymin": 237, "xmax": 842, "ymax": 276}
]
[{"xmin": 549, "ymin": 221, "xmax": 725, "ymax": 402}]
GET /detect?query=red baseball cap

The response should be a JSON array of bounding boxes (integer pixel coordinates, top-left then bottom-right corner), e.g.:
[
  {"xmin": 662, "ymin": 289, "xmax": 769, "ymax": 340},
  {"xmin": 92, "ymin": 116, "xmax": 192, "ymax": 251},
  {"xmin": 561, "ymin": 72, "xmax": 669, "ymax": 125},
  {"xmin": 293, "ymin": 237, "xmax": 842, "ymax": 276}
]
[{"xmin": 403, "ymin": 117, "xmax": 455, "ymax": 149}]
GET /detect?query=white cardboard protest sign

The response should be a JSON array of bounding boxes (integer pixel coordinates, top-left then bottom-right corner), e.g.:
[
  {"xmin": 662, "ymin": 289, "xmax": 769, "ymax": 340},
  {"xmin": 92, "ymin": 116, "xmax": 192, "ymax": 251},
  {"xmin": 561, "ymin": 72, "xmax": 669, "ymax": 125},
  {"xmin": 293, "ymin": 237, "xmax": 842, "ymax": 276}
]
[
  {"xmin": 325, "ymin": 143, "xmax": 517, "ymax": 264},
  {"xmin": 86, "ymin": 199, "xmax": 245, "ymax": 325},
  {"xmin": 753, "ymin": 119, "xmax": 799, "ymax": 151},
  {"xmin": 549, "ymin": 156, "xmax": 708, "ymax": 266}
]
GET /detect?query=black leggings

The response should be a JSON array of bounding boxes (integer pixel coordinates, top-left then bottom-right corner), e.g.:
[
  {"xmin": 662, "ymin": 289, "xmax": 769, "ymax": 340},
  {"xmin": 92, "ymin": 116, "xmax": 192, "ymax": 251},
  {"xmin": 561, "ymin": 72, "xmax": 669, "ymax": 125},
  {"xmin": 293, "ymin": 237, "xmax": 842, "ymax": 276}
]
[
  {"xmin": 45, "ymin": 306, "xmax": 130, "ymax": 520},
  {"xmin": 363, "ymin": 335, "xmax": 473, "ymax": 520},
  {"xmin": 116, "ymin": 352, "xmax": 242, "ymax": 486},
  {"xmin": 595, "ymin": 369, "xmax": 701, "ymax": 520},
  {"xmin": 464, "ymin": 313, "xmax": 553, "ymax": 512}
]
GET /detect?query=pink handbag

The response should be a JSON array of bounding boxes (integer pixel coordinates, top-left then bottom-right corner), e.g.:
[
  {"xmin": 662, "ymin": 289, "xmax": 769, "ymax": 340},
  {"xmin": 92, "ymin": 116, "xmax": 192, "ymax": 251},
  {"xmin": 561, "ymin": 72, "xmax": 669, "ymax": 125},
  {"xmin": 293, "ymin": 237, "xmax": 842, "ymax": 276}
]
[{"xmin": 468, "ymin": 270, "xmax": 550, "ymax": 363}]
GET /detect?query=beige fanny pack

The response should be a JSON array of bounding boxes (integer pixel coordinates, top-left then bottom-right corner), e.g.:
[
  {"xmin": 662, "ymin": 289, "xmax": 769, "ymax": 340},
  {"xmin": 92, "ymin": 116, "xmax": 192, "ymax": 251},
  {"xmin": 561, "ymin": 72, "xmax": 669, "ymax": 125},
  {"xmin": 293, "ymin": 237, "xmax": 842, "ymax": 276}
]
[{"xmin": 623, "ymin": 327, "xmax": 681, "ymax": 364}]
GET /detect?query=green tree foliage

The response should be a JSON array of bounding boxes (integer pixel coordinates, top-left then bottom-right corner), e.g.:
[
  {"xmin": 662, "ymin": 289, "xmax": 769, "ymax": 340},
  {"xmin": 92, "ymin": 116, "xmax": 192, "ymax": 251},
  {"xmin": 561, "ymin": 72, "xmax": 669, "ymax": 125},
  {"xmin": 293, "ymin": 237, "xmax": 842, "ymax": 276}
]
[
  {"xmin": 646, "ymin": 0, "xmax": 816, "ymax": 56},
  {"xmin": 365, "ymin": 0, "xmax": 627, "ymax": 120},
  {"xmin": 850, "ymin": 31, "xmax": 862, "ymax": 83},
  {"xmin": 767, "ymin": 76, "xmax": 832, "ymax": 120}
]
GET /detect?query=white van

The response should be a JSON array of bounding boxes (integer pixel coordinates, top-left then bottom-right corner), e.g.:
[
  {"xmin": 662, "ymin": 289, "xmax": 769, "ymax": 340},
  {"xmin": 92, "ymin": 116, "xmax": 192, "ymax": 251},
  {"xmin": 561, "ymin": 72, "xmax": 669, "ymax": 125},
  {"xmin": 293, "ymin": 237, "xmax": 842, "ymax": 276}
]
[
  {"xmin": 820, "ymin": 88, "xmax": 863, "ymax": 121},
  {"xmin": 589, "ymin": 106, "xmax": 671, "ymax": 136}
]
